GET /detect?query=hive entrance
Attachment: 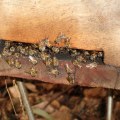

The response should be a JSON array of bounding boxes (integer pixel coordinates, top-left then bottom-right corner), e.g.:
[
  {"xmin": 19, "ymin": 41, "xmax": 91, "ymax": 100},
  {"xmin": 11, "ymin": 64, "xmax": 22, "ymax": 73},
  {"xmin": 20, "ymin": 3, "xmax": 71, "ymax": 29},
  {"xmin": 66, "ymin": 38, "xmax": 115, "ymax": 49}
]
[{"xmin": 0, "ymin": 34, "xmax": 104, "ymax": 84}]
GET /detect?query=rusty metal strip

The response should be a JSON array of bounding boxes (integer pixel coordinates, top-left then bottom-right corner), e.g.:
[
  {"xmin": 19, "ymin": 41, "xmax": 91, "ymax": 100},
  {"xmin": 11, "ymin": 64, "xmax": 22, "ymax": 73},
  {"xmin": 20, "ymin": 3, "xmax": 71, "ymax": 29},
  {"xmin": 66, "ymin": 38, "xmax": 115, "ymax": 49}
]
[{"xmin": 0, "ymin": 57, "xmax": 119, "ymax": 90}]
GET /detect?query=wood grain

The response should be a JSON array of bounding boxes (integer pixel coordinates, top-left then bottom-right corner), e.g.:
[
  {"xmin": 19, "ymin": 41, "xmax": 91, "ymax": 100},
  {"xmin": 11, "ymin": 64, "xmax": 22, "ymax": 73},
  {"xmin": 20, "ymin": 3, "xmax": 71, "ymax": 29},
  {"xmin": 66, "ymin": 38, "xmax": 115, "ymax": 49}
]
[{"xmin": 0, "ymin": 0, "xmax": 120, "ymax": 67}]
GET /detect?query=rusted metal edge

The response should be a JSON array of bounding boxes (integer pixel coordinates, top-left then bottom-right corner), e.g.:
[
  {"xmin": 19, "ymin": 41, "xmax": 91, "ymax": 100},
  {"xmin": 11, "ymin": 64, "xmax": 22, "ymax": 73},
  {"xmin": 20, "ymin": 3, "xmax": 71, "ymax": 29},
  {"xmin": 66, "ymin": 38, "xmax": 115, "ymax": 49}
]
[{"xmin": 0, "ymin": 57, "xmax": 120, "ymax": 90}]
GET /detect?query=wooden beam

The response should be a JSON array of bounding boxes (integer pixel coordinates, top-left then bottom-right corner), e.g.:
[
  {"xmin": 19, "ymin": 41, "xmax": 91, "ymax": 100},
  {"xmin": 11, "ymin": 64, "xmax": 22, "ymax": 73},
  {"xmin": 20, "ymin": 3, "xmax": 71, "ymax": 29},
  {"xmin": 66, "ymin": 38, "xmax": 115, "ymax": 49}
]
[
  {"xmin": 0, "ymin": 57, "xmax": 119, "ymax": 90},
  {"xmin": 0, "ymin": 0, "xmax": 120, "ymax": 67}
]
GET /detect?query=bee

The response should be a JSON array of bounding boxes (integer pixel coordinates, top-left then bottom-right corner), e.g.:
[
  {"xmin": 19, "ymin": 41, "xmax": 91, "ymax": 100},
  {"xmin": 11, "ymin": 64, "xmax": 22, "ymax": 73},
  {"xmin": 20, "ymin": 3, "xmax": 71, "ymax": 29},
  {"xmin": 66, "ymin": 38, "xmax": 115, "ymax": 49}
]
[
  {"xmin": 38, "ymin": 45, "xmax": 46, "ymax": 52},
  {"xmin": 70, "ymin": 49, "xmax": 78, "ymax": 57},
  {"xmin": 84, "ymin": 51, "xmax": 90, "ymax": 61},
  {"xmin": 54, "ymin": 33, "xmax": 67, "ymax": 44},
  {"xmin": 9, "ymin": 46, "xmax": 15, "ymax": 52},
  {"xmin": 14, "ymin": 52, "xmax": 20, "ymax": 58},
  {"xmin": 66, "ymin": 74, "xmax": 75, "ymax": 84},
  {"xmin": 76, "ymin": 55, "xmax": 86, "ymax": 63},
  {"xmin": 84, "ymin": 51, "xmax": 90, "ymax": 56},
  {"xmin": 98, "ymin": 51, "xmax": 103, "ymax": 58},
  {"xmin": 86, "ymin": 62, "xmax": 97, "ymax": 69},
  {"xmin": 40, "ymin": 52, "xmax": 50, "ymax": 61},
  {"xmin": 31, "ymin": 44, "xmax": 38, "ymax": 49},
  {"xmin": 28, "ymin": 48, "xmax": 36, "ymax": 56},
  {"xmin": 64, "ymin": 37, "xmax": 71, "ymax": 48},
  {"xmin": 38, "ymin": 40, "xmax": 46, "ymax": 52},
  {"xmin": 29, "ymin": 67, "xmax": 37, "ymax": 77},
  {"xmin": 52, "ymin": 47, "xmax": 59, "ymax": 54},
  {"xmin": 29, "ymin": 56, "xmax": 38, "ymax": 65},
  {"xmin": 49, "ymin": 68, "xmax": 59, "ymax": 76},
  {"xmin": 23, "ymin": 46, "xmax": 29, "ymax": 56},
  {"xmin": 65, "ymin": 64, "xmax": 75, "ymax": 84},
  {"xmin": 19, "ymin": 47, "xmax": 26, "ymax": 55},
  {"xmin": 28, "ymin": 46, "xmax": 37, "ymax": 56},
  {"xmin": 43, "ymin": 38, "xmax": 51, "ymax": 47},
  {"xmin": 45, "ymin": 57, "xmax": 52, "ymax": 67},
  {"xmin": 72, "ymin": 59, "xmax": 82, "ymax": 68},
  {"xmin": 2, "ymin": 48, "xmax": 12, "ymax": 56},
  {"xmin": 6, "ymin": 58, "xmax": 15, "ymax": 66},
  {"xmin": 14, "ymin": 59, "xmax": 22, "ymax": 69},
  {"xmin": 4, "ymin": 41, "xmax": 11, "ymax": 48},
  {"xmin": 65, "ymin": 64, "xmax": 73, "ymax": 74},
  {"xmin": 52, "ymin": 57, "xmax": 59, "ymax": 67},
  {"xmin": 90, "ymin": 51, "xmax": 98, "ymax": 62},
  {"xmin": 17, "ymin": 46, "xmax": 22, "ymax": 51}
]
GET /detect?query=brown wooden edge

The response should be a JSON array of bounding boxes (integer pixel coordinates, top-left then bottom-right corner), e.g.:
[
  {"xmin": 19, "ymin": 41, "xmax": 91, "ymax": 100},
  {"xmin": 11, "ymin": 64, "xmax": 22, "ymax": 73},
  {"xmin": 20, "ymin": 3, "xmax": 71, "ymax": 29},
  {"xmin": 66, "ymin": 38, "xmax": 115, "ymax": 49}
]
[{"xmin": 0, "ymin": 57, "xmax": 120, "ymax": 90}]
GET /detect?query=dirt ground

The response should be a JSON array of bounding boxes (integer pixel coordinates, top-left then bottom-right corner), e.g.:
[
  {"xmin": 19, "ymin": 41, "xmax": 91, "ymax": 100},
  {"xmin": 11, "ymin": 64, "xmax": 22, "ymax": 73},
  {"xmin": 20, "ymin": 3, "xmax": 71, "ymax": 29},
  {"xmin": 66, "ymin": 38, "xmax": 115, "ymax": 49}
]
[{"xmin": 0, "ymin": 77, "xmax": 120, "ymax": 120}]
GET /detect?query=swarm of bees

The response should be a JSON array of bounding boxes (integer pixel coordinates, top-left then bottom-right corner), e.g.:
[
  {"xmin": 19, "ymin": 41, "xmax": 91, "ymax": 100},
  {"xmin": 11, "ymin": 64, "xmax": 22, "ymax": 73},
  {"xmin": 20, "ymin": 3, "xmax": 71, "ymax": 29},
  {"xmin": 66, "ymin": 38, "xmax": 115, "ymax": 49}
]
[{"xmin": 1, "ymin": 33, "xmax": 104, "ymax": 84}]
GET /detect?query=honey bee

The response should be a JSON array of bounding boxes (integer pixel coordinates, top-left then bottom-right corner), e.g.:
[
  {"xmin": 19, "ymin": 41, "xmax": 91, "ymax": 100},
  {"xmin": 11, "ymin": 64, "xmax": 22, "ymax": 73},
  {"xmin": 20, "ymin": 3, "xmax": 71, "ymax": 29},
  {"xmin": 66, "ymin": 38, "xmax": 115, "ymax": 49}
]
[
  {"xmin": 16, "ymin": 46, "xmax": 22, "ymax": 51},
  {"xmin": 6, "ymin": 58, "xmax": 15, "ymax": 66},
  {"xmin": 90, "ymin": 51, "xmax": 98, "ymax": 62},
  {"xmin": 2, "ymin": 48, "xmax": 12, "ymax": 56},
  {"xmin": 38, "ymin": 39, "xmax": 47, "ymax": 52},
  {"xmin": 70, "ymin": 50, "xmax": 78, "ymax": 57},
  {"xmin": 45, "ymin": 57, "xmax": 52, "ymax": 67},
  {"xmin": 24, "ymin": 46, "xmax": 29, "ymax": 56},
  {"xmin": 65, "ymin": 64, "xmax": 75, "ymax": 84},
  {"xmin": 54, "ymin": 38, "xmax": 61, "ymax": 44},
  {"xmin": 32, "ymin": 44, "xmax": 38, "ymax": 49},
  {"xmin": 98, "ymin": 51, "xmax": 103, "ymax": 58},
  {"xmin": 9, "ymin": 46, "xmax": 15, "ymax": 52},
  {"xmin": 76, "ymin": 55, "xmax": 86, "ymax": 63},
  {"xmin": 29, "ymin": 56, "xmax": 38, "ymax": 65},
  {"xmin": 14, "ymin": 52, "xmax": 20, "ymax": 58},
  {"xmin": 52, "ymin": 57, "xmax": 59, "ymax": 67},
  {"xmin": 64, "ymin": 37, "xmax": 71, "ymax": 48},
  {"xmin": 20, "ymin": 47, "xmax": 26, "ymax": 55},
  {"xmin": 86, "ymin": 62, "xmax": 97, "ymax": 69},
  {"xmin": 52, "ymin": 47, "xmax": 59, "ymax": 54},
  {"xmin": 38, "ymin": 44, "xmax": 46, "ymax": 52},
  {"xmin": 66, "ymin": 74, "xmax": 75, "ymax": 84},
  {"xmin": 84, "ymin": 51, "xmax": 90, "ymax": 56},
  {"xmin": 84, "ymin": 51, "xmax": 90, "ymax": 61},
  {"xmin": 29, "ymin": 67, "xmax": 37, "ymax": 77},
  {"xmin": 28, "ymin": 48, "xmax": 37, "ymax": 56},
  {"xmin": 15, "ymin": 59, "xmax": 22, "ymax": 69},
  {"xmin": 4, "ymin": 41, "xmax": 11, "ymax": 48},
  {"xmin": 40, "ymin": 52, "xmax": 50, "ymax": 61},
  {"xmin": 65, "ymin": 64, "xmax": 73, "ymax": 74},
  {"xmin": 49, "ymin": 68, "xmax": 59, "ymax": 76},
  {"xmin": 72, "ymin": 59, "xmax": 82, "ymax": 68},
  {"xmin": 54, "ymin": 33, "xmax": 67, "ymax": 44},
  {"xmin": 43, "ymin": 38, "xmax": 51, "ymax": 47}
]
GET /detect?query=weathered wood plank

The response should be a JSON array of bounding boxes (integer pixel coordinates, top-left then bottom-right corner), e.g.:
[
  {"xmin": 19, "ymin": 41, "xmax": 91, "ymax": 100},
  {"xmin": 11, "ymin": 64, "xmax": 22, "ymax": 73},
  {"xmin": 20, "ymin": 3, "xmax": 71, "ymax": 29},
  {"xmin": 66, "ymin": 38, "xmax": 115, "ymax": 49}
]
[
  {"xmin": 0, "ymin": 0, "xmax": 120, "ymax": 67},
  {"xmin": 0, "ymin": 58, "xmax": 119, "ymax": 90}
]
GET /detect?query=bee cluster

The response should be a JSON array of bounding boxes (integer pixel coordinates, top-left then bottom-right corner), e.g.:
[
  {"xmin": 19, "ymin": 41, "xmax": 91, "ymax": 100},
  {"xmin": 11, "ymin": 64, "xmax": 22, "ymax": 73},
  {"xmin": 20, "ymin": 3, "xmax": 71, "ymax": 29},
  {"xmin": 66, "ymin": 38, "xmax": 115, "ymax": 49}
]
[{"xmin": 1, "ymin": 33, "xmax": 104, "ymax": 83}]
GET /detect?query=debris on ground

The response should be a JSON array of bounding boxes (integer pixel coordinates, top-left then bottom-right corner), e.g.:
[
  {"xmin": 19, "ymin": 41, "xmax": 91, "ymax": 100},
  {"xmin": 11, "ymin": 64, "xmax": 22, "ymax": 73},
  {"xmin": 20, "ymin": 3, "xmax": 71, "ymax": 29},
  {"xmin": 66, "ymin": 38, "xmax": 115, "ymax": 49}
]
[{"xmin": 0, "ymin": 77, "xmax": 120, "ymax": 120}]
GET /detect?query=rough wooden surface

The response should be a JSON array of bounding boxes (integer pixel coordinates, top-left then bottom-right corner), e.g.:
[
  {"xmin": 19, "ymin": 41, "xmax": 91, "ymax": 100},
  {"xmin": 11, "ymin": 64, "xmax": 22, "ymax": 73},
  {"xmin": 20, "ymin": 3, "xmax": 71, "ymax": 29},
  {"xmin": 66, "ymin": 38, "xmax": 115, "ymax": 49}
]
[
  {"xmin": 0, "ymin": 58, "xmax": 119, "ymax": 90},
  {"xmin": 0, "ymin": 0, "xmax": 120, "ymax": 67}
]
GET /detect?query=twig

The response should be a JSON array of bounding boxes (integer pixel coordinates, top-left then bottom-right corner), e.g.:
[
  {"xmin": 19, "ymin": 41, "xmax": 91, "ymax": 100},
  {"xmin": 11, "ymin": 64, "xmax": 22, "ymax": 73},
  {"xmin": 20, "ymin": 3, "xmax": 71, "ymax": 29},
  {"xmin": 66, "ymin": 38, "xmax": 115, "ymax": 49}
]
[
  {"xmin": 13, "ymin": 80, "xmax": 25, "ymax": 115},
  {"xmin": 5, "ymin": 79, "xmax": 17, "ymax": 116}
]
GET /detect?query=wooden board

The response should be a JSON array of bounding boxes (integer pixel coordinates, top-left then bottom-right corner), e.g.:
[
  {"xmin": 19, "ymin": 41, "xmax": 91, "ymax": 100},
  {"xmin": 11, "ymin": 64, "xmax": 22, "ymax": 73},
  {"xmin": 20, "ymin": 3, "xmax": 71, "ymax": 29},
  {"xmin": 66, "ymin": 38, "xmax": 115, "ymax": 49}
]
[
  {"xmin": 0, "ymin": 0, "xmax": 120, "ymax": 67},
  {"xmin": 0, "ymin": 57, "xmax": 119, "ymax": 90}
]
